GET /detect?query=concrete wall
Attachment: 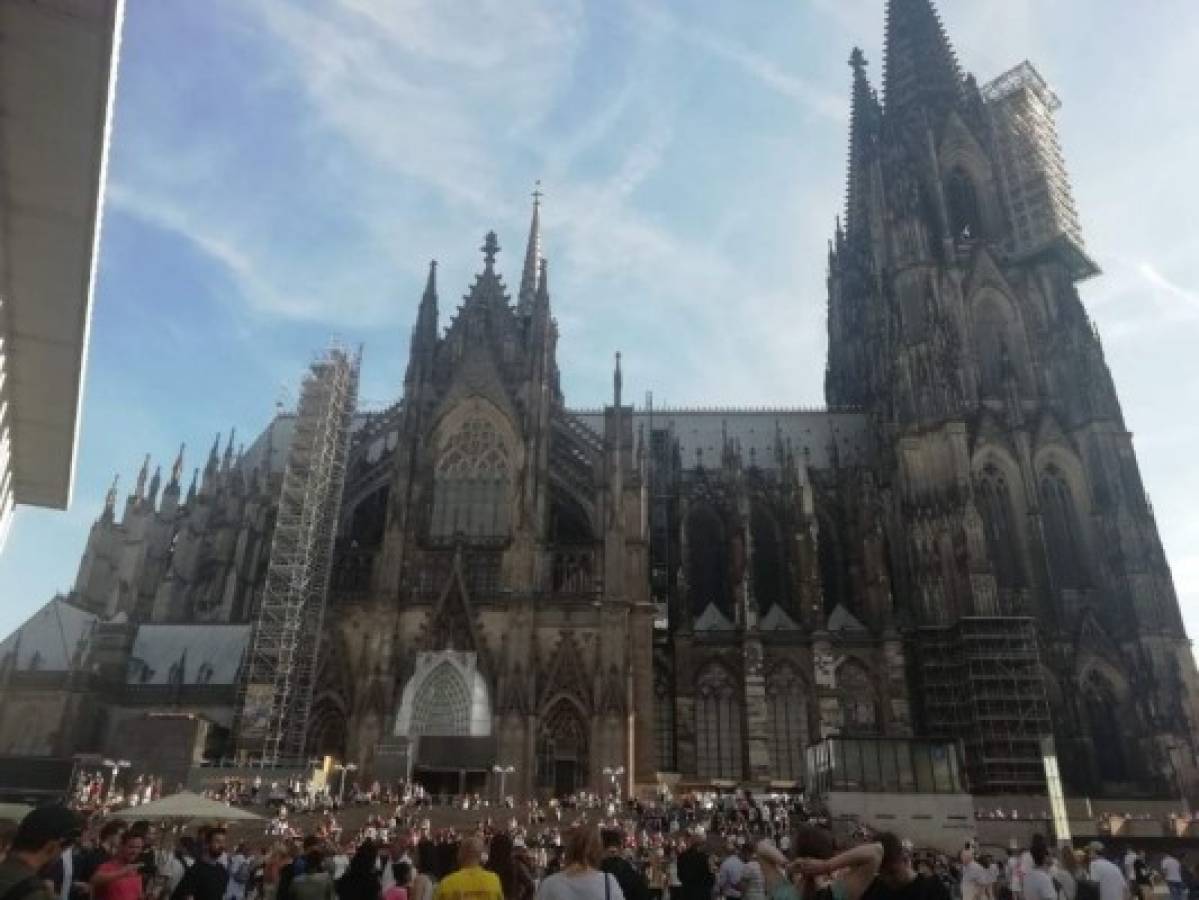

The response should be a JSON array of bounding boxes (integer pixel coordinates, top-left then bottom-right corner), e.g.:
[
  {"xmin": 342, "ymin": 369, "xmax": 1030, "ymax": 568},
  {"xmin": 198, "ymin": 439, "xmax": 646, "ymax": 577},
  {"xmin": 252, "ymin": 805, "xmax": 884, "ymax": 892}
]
[{"xmin": 825, "ymin": 790, "xmax": 976, "ymax": 852}]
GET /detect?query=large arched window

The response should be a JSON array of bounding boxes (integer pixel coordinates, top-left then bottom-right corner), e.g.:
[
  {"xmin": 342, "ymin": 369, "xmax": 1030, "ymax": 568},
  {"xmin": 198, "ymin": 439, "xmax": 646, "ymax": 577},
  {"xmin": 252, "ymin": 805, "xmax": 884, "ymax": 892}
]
[
  {"xmin": 1039, "ymin": 465, "xmax": 1087, "ymax": 589},
  {"xmin": 536, "ymin": 700, "xmax": 589, "ymax": 796},
  {"xmin": 837, "ymin": 661, "xmax": 878, "ymax": 735},
  {"xmin": 767, "ymin": 665, "xmax": 809, "ymax": 782},
  {"xmin": 1083, "ymin": 671, "xmax": 1127, "ymax": 783},
  {"xmin": 410, "ymin": 661, "xmax": 471, "ymax": 736},
  {"xmin": 695, "ymin": 664, "xmax": 743, "ymax": 780},
  {"xmin": 430, "ymin": 418, "xmax": 512, "ymax": 539},
  {"xmin": 817, "ymin": 513, "xmax": 849, "ymax": 615},
  {"xmin": 946, "ymin": 167, "xmax": 983, "ymax": 241},
  {"xmin": 687, "ymin": 506, "xmax": 732, "ymax": 618},
  {"xmin": 751, "ymin": 505, "xmax": 785, "ymax": 614},
  {"xmin": 975, "ymin": 463, "xmax": 1023, "ymax": 589},
  {"xmin": 654, "ymin": 673, "xmax": 676, "ymax": 773}
]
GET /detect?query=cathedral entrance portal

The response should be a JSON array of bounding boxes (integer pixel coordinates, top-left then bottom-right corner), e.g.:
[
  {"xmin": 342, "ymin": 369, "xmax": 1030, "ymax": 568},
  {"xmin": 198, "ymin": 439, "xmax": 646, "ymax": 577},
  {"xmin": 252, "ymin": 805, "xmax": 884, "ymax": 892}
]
[{"xmin": 537, "ymin": 699, "xmax": 588, "ymax": 797}]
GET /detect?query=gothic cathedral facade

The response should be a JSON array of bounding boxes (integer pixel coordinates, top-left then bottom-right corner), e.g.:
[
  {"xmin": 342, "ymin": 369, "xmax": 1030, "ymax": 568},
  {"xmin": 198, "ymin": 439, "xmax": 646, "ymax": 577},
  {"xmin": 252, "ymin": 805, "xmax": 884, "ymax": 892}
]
[{"xmin": 1, "ymin": 0, "xmax": 1196, "ymax": 802}]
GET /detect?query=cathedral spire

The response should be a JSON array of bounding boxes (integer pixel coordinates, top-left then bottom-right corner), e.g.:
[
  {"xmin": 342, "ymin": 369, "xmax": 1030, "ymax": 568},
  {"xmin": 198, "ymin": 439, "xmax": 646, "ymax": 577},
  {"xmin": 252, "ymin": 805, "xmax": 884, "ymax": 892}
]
[
  {"xmin": 168, "ymin": 444, "xmax": 185, "ymax": 490},
  {"xmin": 186, "ymin": 468, "xmax": 199, "ymax": 504},
  {"xmin": 222, "ymin": 429, "xmax": 236, "ymax": 472},
  {"xmin": 613, "ymin": 351, "xmax": 623, "ymax": 408},
  {"xmin": 882, "ymin": 0, "xmax": 963, "ymax": 120},
  {"xmin": 102, "ymin": 474, "xmax": 119, "ymax": 523},
  {"xmin": 481, "ymin": 231, "xmax": 500, "ymax": 274},
  {"xmin": 147, "ymin": 465, "xmax": 162, "ymax": 506},
  {"xmin": 134, "ymin": 454, "xmax": 150, "ymax": 498},
  {"xmin": 406, "ymin": 260, "xmax": 439, "ymax": 386},
  {"xmin": 517, "ymin": 182, "xmax": 543, "ymax": 315},
  {"xmin": 845, "ymin": 48, "xmax": 881, "ymax": 240}
]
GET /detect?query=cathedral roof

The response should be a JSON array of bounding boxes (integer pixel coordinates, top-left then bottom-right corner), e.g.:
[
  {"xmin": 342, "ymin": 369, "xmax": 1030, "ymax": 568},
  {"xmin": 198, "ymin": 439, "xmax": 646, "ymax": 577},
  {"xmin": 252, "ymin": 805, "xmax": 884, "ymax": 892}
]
[
  {"xmin": 126, "ymin": 623, "xmax": 251, "ymax": 686},
  {"xmin": 570, "ymin": 408, "xmax": 869, "ymax": 472},
  {"xmin": 0, "ymin": 597, "xmax": 96, "ymax": 672}
]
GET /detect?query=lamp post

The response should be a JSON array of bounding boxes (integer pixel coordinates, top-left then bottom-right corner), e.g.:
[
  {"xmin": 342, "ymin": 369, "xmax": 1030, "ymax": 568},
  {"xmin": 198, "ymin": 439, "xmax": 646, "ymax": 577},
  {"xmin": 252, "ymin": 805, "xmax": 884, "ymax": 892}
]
[
  {"xmin": 492, "ymin": 764, "xmax": 515, "ymax": 801},
  {"xmin": 602, "ymin": 765, "xmax": 625, "ymax": 801},
  {"xmin": 335, "ymin": 762, "xmax": 358, "ymax": 804},
  {"xmin": 102, "ymin": 758, "xmax": 131, "ymax": 806}
]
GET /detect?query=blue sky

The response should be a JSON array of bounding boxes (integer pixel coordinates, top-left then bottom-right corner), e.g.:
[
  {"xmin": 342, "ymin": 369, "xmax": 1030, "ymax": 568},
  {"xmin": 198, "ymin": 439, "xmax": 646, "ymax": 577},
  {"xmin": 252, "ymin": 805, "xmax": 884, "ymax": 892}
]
[{"xmin": 2, "ymin": 0, "xmax": 1198, "ymax": 640}]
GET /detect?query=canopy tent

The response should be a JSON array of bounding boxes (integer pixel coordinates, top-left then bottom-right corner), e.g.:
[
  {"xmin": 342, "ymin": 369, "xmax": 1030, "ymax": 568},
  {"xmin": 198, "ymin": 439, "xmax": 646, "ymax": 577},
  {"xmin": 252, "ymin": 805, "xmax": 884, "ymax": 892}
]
[
  {"xmin": 110, "ymin": 792, "xmax": 262, "ymax": 822},
  {"xmin": 0, "ymin": 802, "xmax": 32, "ymax": 821}
]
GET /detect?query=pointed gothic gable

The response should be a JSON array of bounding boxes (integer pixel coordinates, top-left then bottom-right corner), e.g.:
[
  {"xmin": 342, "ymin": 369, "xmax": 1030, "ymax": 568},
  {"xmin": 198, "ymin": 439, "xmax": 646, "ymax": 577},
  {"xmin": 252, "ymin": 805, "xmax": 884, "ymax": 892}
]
[
  {"xmin": 432, "ymin": 342, "xmax": 522, "ymax": 436},
  {"xmin": 963, "ymin": 247, "xmax": 1016, "ymax": 301},
  {"xmin": 758, "ymin": 603, "xmax": 800, "ymax": 632},
  {"xmin": 937, "ymin": 110, "xmax": 992, "ymax": 177},
  {"xmin": 539, "ymin": 631, "xmax": 592, "ymax": 711},
  {"xmin": 1033, "ymin": 411, "xmax": 1073, "ymax": 456},
  {"xmin": 971, "ymin": 410, "xmax": 1017, "ymax": 457},
  {"xmin": 600, "ymin": 664, "xmax": 624, "ymax": 715},
  {"xmin": 1077, "ymin": 609, "xmax": 1125, "ymax": 671},
  {"xmin": 422, "ymin": 550, "xmax": 483, "ymax": 657},
  {"xmin": 827, "ymin": 603, "xmax": 868, "ymax": 633},
  {"xmin": 693, "ymin": 601, "xmax": 736, "ymax": 632}
]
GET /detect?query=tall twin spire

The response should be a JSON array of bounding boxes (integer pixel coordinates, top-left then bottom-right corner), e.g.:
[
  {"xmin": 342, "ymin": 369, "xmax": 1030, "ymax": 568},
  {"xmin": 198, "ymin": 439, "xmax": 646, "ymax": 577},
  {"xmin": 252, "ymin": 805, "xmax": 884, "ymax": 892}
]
[
  {"xmin": 881, "ymin": 0, "xmax": 964, "ymax": 120},
  {"xmin": 517, "ymin": 181, "xmax": 543, "ymax": 314}
]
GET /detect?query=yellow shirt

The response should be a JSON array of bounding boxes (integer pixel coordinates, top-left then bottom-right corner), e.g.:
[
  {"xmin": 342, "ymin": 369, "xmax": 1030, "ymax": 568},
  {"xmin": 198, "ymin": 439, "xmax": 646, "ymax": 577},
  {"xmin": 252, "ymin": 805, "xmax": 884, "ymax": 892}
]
[{"xmin": 433, "ymin": 866, "xmax": 504, "ymax": 900}]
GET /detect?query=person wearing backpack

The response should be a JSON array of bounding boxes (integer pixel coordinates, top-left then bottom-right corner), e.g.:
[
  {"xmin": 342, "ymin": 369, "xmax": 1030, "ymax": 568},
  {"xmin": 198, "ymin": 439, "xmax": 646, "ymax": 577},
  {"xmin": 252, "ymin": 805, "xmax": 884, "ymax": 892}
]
[{"xmin": 0, "ymin": 807, "xmax": 83, "ymax": 900}]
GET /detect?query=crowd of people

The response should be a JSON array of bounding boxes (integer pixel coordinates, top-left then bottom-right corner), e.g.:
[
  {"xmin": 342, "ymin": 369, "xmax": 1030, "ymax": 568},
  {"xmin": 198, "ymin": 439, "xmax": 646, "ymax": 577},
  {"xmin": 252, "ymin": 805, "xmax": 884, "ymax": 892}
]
[{"xmin": 1, "ymin": 797, "xmax": 1198, "ymax": 900}]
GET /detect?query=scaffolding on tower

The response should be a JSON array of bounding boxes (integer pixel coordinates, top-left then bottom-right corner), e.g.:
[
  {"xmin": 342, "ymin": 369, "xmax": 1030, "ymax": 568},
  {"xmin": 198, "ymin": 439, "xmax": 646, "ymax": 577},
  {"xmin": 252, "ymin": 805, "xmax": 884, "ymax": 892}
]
[
  {"xmin": 917, "ymin": 616, "xmax": 1052, "ymax": 794},
  {"xmin": 235, "ymin": 344, "xmax": 360, "ymax": 763},
  {"xmin": 982, "ymin": 60, "xmax": 1099, "ymax": 281}
]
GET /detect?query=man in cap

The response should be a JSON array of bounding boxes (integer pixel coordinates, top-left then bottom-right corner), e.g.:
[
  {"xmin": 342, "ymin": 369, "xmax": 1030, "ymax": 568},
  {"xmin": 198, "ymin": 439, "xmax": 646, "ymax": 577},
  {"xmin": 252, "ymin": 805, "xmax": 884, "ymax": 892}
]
[{"xmin": 0, "ymin": 807, "xmax": 82, "ymax": 900}]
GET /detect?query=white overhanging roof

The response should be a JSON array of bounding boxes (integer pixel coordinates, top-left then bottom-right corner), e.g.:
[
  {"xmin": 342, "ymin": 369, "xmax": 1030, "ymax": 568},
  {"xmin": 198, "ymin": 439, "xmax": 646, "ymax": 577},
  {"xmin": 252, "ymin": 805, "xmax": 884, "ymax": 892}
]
[{"xmin": 0, "ymin": 0, "xmax": 124, "ymax": 509}]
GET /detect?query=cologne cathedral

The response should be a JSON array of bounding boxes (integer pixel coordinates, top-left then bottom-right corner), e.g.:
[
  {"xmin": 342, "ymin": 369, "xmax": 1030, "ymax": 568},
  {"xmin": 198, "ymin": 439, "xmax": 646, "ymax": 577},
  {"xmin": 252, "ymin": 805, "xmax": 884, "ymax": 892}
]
[{"xmin": 1, "ymin": 0, "xmax": 1196, "ymax": 803}]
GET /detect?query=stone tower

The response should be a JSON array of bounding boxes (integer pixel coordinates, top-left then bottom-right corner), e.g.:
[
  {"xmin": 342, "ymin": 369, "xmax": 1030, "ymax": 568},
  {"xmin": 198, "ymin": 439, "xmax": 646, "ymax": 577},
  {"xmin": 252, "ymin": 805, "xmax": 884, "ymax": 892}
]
[{"xmin": 826, "ymin": 0, "xmax": 1199, "ymax": 795}]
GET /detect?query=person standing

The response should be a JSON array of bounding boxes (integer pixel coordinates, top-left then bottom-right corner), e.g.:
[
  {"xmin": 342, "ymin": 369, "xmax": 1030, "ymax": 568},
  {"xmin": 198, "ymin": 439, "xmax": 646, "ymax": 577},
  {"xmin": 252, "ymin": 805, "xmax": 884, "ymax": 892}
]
[
  {"xmin": 717, "ymin": 845, "xmax": 746, "ymax": 900},
  {"xmin": 1162, "ymin": 853, "xmax": 1184, "ymax": 900},
  {"xmin": 961, "ymin": 848, "xmax": 995, "ymax": 900},
  {"xmin": 752, "ymin": 841, "xmax": 796, "ymax": 900},
  {"xmin": 433, "ymin": 838, "xmax": 501, "ymax": 900},
  {"xmin": 289, "ymin": 845, "xmax": 333, "ymax": 900},
  {"xmin": 795, "ymin": 832, "xmax": 949, "ymax": 900},
  {"xmin": 91, "ymin": 832, "xmax": 146, "ymax": 900},
  {"xmin": 675, "ymin": 831, "xmax": 713, "ymax": 900},
  {"xmin": 0, "ymin": 807, "xmax": 82, "ymax": 900},
  {"xmin": 172, "ymin": 827, "xmax": 230, "ymax": 900},
  {"xmin": 1085, "ymin": 843, "xmax": 1129, "ymax": 900},
  {"xmin": 536, "ymin": 827, "xmax": 626, "ymax": 900},
  {"xmin": 600, "ymin": 830, "xmax": 649, "ymax": 900},
  {"xmin": 1020, "ymin": 837, "xmax": 1058, "ymax": 900}
]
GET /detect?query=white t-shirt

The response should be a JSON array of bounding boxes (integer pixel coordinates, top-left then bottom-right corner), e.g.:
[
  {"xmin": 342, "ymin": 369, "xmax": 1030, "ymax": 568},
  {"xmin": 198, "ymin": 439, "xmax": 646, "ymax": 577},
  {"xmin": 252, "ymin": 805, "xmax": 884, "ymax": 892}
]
[
  {"xmin": 1024, "ymin": 868, "xmax": 1058, "ymax": 900},
  {"xmin": 1090, "ymin": 858, "xmax": 1127, "ymax": 900},
  {"xmin": 740, "ymin": 861, "xmax": 766, "ymax": 900},
  {"xmin": 963, "ymin": 861, "xmax": 995, "ymax": 900},
  {"xmin": 1163, "ymin": 857, "xmax": 1182, "ymax": 884},
  {"xmin": 1009, "ymin": 855, "xmax": 1026, "ymax": 894}
]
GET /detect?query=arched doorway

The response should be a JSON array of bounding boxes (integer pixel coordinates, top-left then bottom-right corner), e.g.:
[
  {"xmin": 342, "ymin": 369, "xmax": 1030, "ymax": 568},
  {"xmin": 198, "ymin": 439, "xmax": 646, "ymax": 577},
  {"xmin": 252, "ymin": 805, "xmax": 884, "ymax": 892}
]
[{"xmin": 537, "ymin": 699, "xmax": 589, "ymax": 797}]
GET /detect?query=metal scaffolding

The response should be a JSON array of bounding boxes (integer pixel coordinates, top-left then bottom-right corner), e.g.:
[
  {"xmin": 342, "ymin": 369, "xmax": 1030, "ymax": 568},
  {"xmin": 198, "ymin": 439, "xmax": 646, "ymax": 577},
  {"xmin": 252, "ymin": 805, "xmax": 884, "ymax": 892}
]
[
  {"xmin": 983, "ymin": 61, "xmax": 1099, "ymax": 280},
  {"xmin": 236, "ymin": 345, "xmax": 359, "ymax": 763},
  {"xmin": 918, "ymin": 617, "xmax": 1051, "ymax": 794}
]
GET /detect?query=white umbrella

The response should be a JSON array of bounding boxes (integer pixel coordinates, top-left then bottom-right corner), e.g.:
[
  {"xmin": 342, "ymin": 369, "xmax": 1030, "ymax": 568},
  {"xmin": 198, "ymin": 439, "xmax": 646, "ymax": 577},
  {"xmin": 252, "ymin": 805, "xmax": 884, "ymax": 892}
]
[
  {"xmin": 110, "ymin": 791, "xmax": 263, "ymax": 822},
  {"xmin": 0, "ymin": 802, "xmax": 32, "ymax": 821}
]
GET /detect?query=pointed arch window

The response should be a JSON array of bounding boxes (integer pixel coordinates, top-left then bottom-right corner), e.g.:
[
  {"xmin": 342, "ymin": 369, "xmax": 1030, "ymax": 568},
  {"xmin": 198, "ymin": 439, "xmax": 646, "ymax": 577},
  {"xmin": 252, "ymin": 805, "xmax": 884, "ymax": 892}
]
[
  {"xmin": 536, "ymin": 700, "xmax": 589, "ymax": 794},
  {"xmin": 687, "ymin": 506, "xmax": 732, "ymax": 619},
  {"xmin": 654, "ymin": 673, "xmax": 676, "ymax": 773},
  {"xmin": 975, "ymin": 463, "xmax": 1024, "ymax": 589},
  {"xmin": 946, "ymin": 167, "xmax": 983, "ymax": 241},
  {"xmin": 1083, "ymin": 670, "xmax": 1128, "ymax": 783},
  {"xmin": 767, "ymin": 665, "xmax": 809, "ymax": 782},
  {"xmin": 837, "ymin": 661, "xmax": 878, "ymax": 735},
  {"xmin": 431, "ymin": 418, "xmax": 512, "ymax": 539},
  {"xmin": 751, "ymin": 505, "xmax": 786, "ymax": 614},
  {"xmin": 695, "ymin": 664, "xmax": 743, "ymax": 780},
  {"xmin": 1039, "ymin": 465, "xmax": 1086, "ymax": 589},
  {"xmin": 410, "ymin": 661, "xmax": 471, "ymax": 736}
]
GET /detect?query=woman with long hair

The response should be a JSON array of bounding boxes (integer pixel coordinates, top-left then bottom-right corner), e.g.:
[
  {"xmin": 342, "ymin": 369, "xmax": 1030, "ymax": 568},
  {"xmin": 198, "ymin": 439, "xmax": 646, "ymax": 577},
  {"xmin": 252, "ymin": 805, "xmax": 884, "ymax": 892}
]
[
  {"xmin": 487, "ymin": 834, "xmax": 535, "ymax": 900},
  {"xmin": 536, "ymin": 826, "xmax": 627, "ymax": 900}
]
